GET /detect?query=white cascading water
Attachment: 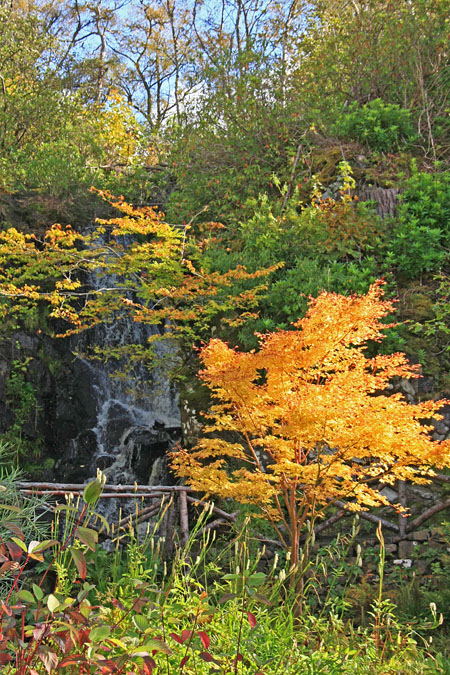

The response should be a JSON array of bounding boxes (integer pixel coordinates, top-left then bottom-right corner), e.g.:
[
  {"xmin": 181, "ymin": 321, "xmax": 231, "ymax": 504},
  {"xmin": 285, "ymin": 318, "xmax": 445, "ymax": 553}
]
[{"xmin": 68, "ymin": 233, "xmax": 181, "ymax": 491}]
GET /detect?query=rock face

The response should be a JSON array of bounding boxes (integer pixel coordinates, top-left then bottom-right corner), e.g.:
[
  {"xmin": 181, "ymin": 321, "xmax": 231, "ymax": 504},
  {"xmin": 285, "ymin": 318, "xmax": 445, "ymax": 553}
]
[
  {"xmin": 0, "ymin": 194, "xmax": 182, "ymax": 486},
  {"xmin": 0, "ymin": 327, "xmax": 181, "ymax": 486}
]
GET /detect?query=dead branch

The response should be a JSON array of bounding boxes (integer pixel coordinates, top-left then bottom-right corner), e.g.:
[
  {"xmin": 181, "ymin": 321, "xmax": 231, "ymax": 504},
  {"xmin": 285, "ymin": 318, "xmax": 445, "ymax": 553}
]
[
  {"xmin": 196, "ymin": 518, "xmax": 233, "ymax": 538},
  {"xmin": 186, "ymin": 495, "xmax": 237, "ymax": 522},
  {"xmin": 406, "ymin": 497, "xmax": 450, "ymax": 533},
  {"xmin": 334, "ymin": 501, "xmax": 400, "ymax": 532},
  {"xmin": 314, "ymin": 509, "xmax": 348, "ymax": 535}
]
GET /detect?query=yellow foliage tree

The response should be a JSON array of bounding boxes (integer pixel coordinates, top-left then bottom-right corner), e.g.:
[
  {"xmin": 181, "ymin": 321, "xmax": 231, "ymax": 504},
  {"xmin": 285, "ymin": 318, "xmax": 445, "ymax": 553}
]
[
  {"xmin": 172, "ymin": 282, "xmax": 450, "ymax": 571},
  {"xmin": 93, "ymin": 91, "xmax": 155, "ymax": 169},
  {"xmin": 0, "ymin": 192, "xmax": 277, "ymax": 367}
]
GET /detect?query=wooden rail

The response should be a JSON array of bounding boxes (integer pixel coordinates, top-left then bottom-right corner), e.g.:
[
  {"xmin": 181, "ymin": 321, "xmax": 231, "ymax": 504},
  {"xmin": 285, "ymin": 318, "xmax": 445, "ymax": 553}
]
[
  {"xmin": 18, "ymin": 481, "xmax": 236, "ymax": 546},
  {"xmin": 16, "ymin": 478, "xmax": 450, "ymax": 549},
  {"xmin": 18, "ymin": 482, "xmax": 193, "ymax": 497}
]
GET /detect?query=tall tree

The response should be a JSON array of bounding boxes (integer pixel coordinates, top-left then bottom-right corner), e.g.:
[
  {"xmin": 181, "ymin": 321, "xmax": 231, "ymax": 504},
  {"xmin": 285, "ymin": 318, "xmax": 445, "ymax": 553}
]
[
  {"xmin": 54, "ymin": 0, "xmax": 126, "ymax": 104},
  {"xmin": 0, "ymin": 0, "xmax": 65, "ymax": 153},
  {"xmin": 106, "ymin": 0, "xmax": 197, "ymax": 129}
]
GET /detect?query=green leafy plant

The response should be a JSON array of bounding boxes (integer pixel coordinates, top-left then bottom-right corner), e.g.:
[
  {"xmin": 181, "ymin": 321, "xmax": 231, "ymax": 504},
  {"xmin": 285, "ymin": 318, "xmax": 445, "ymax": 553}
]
[
  {"xmin": 368, "ymin": 524, "xmax": 443, "ymax": 664},
  {"xmin": 1, "ymin": 356, "xmax": 42, "ymax": 468},
  {"xmin": 332, "ymin": 99, "xmax": 416, "ymax": 152},
  {"xmin": 390, "ymin": 167, "xmax": 450, "ymax": 279},
  {"xmin": 0, "ymin": 443, "xmax": 49, "ymax": 575},
  {"xmin": 0, "ymin": 489, "xmax": 446, "ymax": 674},
  {"xmin": 0, "ymin": 472, "xmax": 106, "ymax": 671}
]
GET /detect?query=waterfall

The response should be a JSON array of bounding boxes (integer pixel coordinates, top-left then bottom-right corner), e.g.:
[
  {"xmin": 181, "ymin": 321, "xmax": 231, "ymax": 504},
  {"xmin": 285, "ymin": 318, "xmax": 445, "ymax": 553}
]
[{"xmin": 54, "ymin": 232, "xmax": 182, "ymax": 493}]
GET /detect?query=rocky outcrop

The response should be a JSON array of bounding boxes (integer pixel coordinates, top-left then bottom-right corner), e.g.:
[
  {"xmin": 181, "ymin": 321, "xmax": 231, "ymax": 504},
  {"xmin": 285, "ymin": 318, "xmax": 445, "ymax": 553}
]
[{"xmin": 0, "ymin": 328, "xmax": 181, "ymax": 485}]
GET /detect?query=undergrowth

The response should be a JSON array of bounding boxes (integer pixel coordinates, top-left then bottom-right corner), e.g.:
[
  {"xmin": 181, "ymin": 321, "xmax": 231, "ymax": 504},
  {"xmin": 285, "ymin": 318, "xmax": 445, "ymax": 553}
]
[{"xmin": 0, "ymin": 473, "xmax": 447, "ymax": 674}]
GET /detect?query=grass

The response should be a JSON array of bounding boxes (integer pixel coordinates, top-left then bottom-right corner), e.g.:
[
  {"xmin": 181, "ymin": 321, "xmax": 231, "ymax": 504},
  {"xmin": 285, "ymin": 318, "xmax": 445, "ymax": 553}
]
[{"xmin": 0, "ymin": 477, "xmax": 448, "ymax": 673}]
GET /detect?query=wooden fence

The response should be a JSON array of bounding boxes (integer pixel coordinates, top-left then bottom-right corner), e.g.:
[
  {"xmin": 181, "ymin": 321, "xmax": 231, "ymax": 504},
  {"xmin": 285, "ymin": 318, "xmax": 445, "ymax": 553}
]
[
  {"xmin": 18, "ymin": 482, "xmax": 237, "ymax": 552},
  {"xmin": 17, "ymin": 475, "xmax": 450, "ymax": 552}
]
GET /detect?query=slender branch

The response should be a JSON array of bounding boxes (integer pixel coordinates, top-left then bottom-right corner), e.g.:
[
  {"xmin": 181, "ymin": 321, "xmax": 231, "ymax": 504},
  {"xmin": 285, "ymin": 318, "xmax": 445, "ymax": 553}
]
[
  {"xmin": 280, "ymin": 141, "xmax": 304, "ymax": 212},
  {"xmin": 196, "ymin": 517, "xmax": 232, "ymax": 537},
  {"xmin": 313, "ymin": 509, "xmax": 347, "ymax": 535},
  {"xmin": 435, "ymin": 473, "xmax": 450, "ymax": 484}
]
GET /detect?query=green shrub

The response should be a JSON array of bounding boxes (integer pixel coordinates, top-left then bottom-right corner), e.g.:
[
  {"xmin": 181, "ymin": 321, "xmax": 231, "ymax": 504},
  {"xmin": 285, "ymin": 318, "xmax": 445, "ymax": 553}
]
[
  {"xmin": 396, "ymin": 166, "xmax": 450, "ymax": 230},
  {"xmin": 390, "ymin": 167, "xmax": 450, "ymax": 278},
  {"xmin": 0, "ymin": 357, "xmax": 42, "ymax": 469},
  {"xmin": 10, "ymin": 141, "xmax": 89, "ymax": 196},
  {"xmin": 332, "ymin": 99, "xmax": 416, "ymax": 152},
  {"xmin": 204, "ymin": 183, "xmax": 388, "ymax": 347},
  {"xmin": 0, "ymin": 443, "xmax": 49, "ymax": 551},
  {"xmin": 390, "ymin": 222, "xmax": 445, "ymax": 278}
]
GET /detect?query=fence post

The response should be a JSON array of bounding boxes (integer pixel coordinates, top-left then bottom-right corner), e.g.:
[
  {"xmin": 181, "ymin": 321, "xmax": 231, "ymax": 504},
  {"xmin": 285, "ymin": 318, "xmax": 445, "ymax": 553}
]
[
  {"xmin": 179, "ymin": 489, "xmax": 189, "ymax": 547},
  {"xmin": 164, "ymin": 496, "xmax": 176, "ymax": 558}
]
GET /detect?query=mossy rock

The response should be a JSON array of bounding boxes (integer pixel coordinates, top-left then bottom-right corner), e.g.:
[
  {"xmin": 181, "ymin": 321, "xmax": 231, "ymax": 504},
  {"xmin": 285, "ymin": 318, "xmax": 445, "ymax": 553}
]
[
  {"xmin": 310, "ymin": 144, "xmax": 360, "ymax": 186},
  {"xmin": 179, "ymin": 377, "xmax": 210, "ymax": 411},
  {"xmin": 308, "ymin": 142, "xmax": 411, "ymax": 191},
  {"xmin": 400, "ymin": 290, "xmax": 435, "ymax": 322},
  {"xmin": 0, "ymin": 189, "xmax": 114, "ymax": 235},
  {"xmin": 402, "ymin": 334, "xmax": 441, "ymax": 378},
  {"xmin": 439, "ymin": 374, "xmax": 450, "ymax": 397}
]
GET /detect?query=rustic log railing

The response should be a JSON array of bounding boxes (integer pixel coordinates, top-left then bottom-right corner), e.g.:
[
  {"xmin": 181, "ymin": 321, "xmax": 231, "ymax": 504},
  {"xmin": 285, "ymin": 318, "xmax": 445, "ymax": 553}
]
[
  {"xmin": 18, "ymin": 482, "xmax": 238, "ymax": 547},
  {"xmin": 18, "ymin": 482, "xmax": 193, "ymax": 498},
  {"xmin": 16, "ymin": 475, "xmax": 450, "ymax": 550}
]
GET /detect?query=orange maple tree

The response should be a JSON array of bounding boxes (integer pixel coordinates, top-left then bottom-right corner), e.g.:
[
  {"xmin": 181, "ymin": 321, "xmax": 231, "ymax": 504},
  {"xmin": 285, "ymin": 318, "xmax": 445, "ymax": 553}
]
[{"xmin": 171, "ymin": 282, "xmax": 450, "ymax": 569}]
